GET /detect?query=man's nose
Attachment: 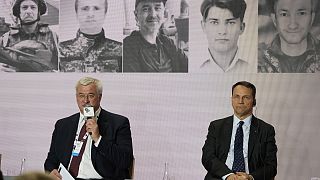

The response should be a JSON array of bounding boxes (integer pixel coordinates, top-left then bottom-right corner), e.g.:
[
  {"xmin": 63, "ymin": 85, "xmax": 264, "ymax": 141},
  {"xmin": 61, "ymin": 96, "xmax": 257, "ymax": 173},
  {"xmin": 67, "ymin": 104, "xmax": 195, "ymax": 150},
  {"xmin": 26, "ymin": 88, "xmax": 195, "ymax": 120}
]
[
  {"xmin": 288, "ymin": 15, "xmax": 298, "ymax": 30},
  {"xmin": 239, "ymin": 97, "xmax": 244, "ymax": 103},
  {"xmin": 83, "ymin": 96, "xmax": 90, "ymax": 103},
  {"xmin": 217, "ymin": 24, "xmax": 227, "ymax": 35},
  {"xmin": 25, "ymin": 7, "xmax": 32, "ymax": 13},
  {"xmin": 87, "ymin": 9, "xmax": 95, "ymax": 17},
  {"xmin": 148, "ymin": 8, "xmax": 157, "ymax": 17}
]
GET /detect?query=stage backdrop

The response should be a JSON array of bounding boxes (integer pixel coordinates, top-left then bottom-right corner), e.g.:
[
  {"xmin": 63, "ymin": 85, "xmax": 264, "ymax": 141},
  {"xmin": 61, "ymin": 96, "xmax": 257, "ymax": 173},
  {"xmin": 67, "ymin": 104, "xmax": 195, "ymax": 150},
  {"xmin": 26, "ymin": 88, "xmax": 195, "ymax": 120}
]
[{"xmin": 0, "ymin": 0, "xmax": 320, "ymax": 180}]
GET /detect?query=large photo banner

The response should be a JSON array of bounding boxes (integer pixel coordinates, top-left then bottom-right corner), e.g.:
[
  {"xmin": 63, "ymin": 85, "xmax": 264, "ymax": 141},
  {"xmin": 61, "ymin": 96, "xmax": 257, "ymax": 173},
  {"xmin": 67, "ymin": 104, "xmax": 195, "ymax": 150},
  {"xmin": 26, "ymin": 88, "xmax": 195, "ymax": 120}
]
[{"xmin": 0, "ymin": 0, "xmax": 320, "ymax": 180}]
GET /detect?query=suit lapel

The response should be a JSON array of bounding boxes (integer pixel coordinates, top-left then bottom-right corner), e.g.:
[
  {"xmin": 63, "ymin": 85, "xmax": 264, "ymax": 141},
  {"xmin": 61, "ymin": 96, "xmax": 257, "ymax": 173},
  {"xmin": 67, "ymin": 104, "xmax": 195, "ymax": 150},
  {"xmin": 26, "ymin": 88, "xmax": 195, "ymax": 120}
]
[
  {"xmin": 64, "ymin": 114, "xmax": 80, "ymax": 166},
  {"xmin": 248, "ymin": 116, "xmax": 259, "ymax": 160},
  {"xmin": 97, "ymin": 109, "xmax": 109, "ymax": 135},
  {"xmin": 221, "ymin": 116, "xmax": 234, "ymax": 158}
]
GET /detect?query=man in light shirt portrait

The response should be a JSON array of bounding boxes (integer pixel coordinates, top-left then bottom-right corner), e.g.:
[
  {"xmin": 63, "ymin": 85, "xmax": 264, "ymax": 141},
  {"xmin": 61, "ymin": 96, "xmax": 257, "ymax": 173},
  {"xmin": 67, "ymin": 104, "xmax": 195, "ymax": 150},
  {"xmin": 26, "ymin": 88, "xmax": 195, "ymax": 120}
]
[{"xmin": 199, "ymin": 0, "xmax": 249, "ymax": 73}]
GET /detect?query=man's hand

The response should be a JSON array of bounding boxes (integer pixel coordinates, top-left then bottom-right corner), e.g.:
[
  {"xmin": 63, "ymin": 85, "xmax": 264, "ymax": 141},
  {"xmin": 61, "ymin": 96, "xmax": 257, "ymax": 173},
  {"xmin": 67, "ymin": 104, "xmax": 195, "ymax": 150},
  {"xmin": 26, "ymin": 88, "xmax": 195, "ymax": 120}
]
[
  {"xmin": 49, "ymin": 169, "xmax": 62, "ymax": 180},
  {"xmin": 236, "ymin": 172, "xmax": 253, "ymax": 180},
  {"xmin": 86, "ymin": 117, "xmax": 100, "ymax": 142},
  {"xmin": 226, "ymin": 174, "xmax": 239, "ymax": 180}
]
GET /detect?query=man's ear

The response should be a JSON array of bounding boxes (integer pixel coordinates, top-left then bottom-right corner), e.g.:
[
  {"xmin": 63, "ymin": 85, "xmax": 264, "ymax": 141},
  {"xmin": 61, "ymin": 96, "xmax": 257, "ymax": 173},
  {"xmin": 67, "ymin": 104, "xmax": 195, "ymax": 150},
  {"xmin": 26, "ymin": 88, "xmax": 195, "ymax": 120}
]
[
  {"xmin": 270, "ymin": 13, "xmax": 277, "ymax": 27},
  {"xmin": 164, "ymin": 9, "xmax": 169, "ymax": 19},
  {"xmin": 134, "ymin": 10, "xmax": 139, "ymax": 26},
  {"xmin": 311, "ymin": 11, "xmax": 315, "ymax": 26},
  {"xmin": 134, "ymin": 10, "xmax": 138, "ymax": 19},
  {"xmin": 201, "ymin": 20, "xmax": 205, "ymax": 32},
  {"xmin": 240, "ymin": 22, "xmax": 245, "ymax": 33}
]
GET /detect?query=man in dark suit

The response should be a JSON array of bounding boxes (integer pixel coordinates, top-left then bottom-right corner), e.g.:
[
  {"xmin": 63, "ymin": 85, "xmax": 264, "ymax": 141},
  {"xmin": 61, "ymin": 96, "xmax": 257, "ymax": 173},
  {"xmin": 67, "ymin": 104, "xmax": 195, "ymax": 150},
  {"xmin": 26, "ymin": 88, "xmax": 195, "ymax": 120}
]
[
  {"xmin": 0, "ymin": 170, "xmax": 3, "ymax": 180},
  {"xmin": 202, "ymin": 81, "xmax": 277, "ymax": 180},
  {"xmin": 45, "ymin": 77, "xmax": 133, "ymax": 180}
]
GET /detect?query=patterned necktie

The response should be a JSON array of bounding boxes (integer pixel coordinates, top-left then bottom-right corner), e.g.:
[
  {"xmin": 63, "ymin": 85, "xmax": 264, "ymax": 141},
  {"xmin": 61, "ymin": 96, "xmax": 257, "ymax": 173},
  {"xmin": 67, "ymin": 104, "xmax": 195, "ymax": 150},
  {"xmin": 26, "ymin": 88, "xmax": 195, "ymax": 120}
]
[
  {"xmin": 69, "ymin": 123, "xmax": 88, "ymax": 178},
  {"xmin": 232, "ymin": 121, "xmax": 245, "ymax": 172}
]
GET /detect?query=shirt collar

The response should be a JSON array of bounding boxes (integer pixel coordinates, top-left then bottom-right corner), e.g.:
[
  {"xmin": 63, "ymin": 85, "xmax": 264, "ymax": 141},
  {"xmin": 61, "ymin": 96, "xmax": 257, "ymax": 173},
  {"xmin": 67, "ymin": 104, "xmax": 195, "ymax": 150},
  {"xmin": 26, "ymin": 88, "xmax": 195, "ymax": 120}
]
[
  {"xmin": 10, "ymin": 23, "xmax": 49, "ymax": 35},
  {"xmin": 233, "ymin": 114, "xmax": 252, "ymax": 128},
  {"xmin": 269, "ymin": 33, "xmax": 318, "ymax": 55},
  {"xmin": 200, "ymin": 48, "xmax": 245, "ymax": 72},
  {"xmin": 134, "ymin": 30, "xmax": 164, "ymax": 48},
  {"xmin": 76, "ymin": 29, "xmax": 106, "ymax": 41}
]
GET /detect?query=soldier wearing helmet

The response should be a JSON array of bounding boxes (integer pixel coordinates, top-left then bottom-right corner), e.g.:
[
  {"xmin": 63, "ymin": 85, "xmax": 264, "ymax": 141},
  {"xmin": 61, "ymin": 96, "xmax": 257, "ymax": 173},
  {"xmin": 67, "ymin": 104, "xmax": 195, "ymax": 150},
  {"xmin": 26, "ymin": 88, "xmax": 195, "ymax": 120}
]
[{"xmin": 0, "ymin": 0, "xmax": 59, "ymax": 72}]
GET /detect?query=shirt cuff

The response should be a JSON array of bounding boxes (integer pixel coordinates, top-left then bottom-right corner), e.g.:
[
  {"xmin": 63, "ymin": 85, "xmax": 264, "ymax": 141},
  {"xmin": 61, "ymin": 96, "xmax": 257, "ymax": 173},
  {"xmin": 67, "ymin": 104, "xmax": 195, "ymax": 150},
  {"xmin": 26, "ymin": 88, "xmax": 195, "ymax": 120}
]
[
  {"xmin": 249, "ymin": 175, "xmax": 254, "ymax": 180},
  {"xmin": 222, "ymin": 173, "xmax": 234, "ymax": 180},
  {"xmin": 94, "ymin": 136, "xmax": 102, "ymax": 147}
]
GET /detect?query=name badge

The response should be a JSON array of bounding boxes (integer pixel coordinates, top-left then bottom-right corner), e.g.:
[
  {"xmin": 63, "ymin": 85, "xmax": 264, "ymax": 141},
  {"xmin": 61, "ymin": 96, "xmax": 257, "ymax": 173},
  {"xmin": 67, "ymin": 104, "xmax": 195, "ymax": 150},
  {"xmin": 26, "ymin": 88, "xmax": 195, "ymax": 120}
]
[{"xmin": 72, "ymin": 141, "xmax": 83, "ymax": 156}]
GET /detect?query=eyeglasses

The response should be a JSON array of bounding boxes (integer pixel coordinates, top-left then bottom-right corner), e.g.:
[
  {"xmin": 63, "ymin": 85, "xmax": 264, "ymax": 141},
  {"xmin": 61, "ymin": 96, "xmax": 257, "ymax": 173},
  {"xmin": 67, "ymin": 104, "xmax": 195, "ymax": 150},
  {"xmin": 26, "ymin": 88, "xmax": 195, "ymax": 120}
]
[
  {"xmin": 232, "ymin": 95, "xmax": 253, "ymax": 102},
  {"xmin": 77, "ymin": 93, "xmax": 97, "ymax": 100}
]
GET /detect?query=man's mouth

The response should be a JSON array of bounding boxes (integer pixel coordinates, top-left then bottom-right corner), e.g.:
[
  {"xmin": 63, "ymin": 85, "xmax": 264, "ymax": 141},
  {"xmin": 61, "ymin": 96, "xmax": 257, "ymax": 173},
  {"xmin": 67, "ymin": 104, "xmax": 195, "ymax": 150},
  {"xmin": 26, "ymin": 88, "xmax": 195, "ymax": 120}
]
[
  {"xmin": 85, "ymin": 20, "xmax": 96, "ymax": 23},
  {"xmin": 286, "ymin": 30, "xmax": 300, "ymax": 33},
  {"xmin": 23, "ymin": 16, "xmax": 34, "ymax": 20},
  {"xmin": 146, "ymin": 18, "xmax": 159, "ymax": 23},
  {"xmin": 215, "ymin": 38, "xmax": 229, "ymax": 42}
]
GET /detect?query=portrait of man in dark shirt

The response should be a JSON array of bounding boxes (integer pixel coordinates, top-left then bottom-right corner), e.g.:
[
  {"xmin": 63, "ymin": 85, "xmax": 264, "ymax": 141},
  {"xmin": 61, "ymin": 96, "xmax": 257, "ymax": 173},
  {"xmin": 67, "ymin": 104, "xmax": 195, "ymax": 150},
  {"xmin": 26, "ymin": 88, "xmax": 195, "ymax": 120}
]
[{"xmin": 123, "ymin": 0, "xmax": 188, "ymax": 73}]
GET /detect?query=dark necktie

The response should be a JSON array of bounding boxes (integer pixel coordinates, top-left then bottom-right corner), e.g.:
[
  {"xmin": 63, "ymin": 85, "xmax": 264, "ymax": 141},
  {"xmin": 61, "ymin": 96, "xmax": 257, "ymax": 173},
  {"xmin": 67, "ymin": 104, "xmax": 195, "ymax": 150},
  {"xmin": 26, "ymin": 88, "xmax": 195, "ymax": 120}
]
[
  {"xmin": 232, "ymin": 121, "xmax": 245, "ymax": 172},
  {"xmin": 69, "ymin": 123, "xmax": 88, "ymax": 178}
]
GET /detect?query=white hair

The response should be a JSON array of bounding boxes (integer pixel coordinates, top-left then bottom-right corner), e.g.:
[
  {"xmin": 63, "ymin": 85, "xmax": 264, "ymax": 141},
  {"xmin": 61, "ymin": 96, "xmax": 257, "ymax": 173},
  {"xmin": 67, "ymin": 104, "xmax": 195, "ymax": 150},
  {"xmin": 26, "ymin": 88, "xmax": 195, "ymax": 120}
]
[{"xmin": 75, "ymin": 77, "xmax": 103, "ymax": 95}]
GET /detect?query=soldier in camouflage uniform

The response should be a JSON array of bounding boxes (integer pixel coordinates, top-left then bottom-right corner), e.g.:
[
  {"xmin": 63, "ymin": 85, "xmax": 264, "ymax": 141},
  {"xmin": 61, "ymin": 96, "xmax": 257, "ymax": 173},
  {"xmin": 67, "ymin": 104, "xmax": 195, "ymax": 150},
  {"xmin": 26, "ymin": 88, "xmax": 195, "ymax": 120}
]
[
  {"xmin": 59, "ymin": 0, "xmax": 122, "ymax": 73},
  {"xmin": 0, "ymin": 0, "xmax": 59, "ymax": 72},
  {"xmin": 258, "ymin": 35, "xmax": 320, "ymax": 73},
  {"xmin": 258, "ymin": 0, "xmax": 320, "ymax": 73}
]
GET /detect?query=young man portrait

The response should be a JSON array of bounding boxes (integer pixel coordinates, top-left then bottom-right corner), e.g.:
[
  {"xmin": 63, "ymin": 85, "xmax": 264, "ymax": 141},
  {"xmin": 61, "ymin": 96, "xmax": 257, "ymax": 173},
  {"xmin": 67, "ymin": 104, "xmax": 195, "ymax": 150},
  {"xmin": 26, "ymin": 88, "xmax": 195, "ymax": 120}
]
[
  {"xmin": 59, "ymin": 0, "xmax": 123, "ymax": 72},
  {"xmin": 258, "ymin": 0, "xmax": 320, "ymax": 73},
  {"xmin": 199, "ymin": 0, "xmax": 249, "ymax": 73}
]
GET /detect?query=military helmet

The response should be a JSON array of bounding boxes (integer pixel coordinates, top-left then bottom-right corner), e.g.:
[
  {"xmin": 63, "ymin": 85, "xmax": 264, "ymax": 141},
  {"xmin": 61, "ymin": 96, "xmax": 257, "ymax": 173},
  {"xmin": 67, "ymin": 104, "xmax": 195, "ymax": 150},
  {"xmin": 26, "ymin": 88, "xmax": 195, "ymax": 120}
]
[{"xmin": 12, "ymin": 0, "xmax": 47, "ymax": 17}]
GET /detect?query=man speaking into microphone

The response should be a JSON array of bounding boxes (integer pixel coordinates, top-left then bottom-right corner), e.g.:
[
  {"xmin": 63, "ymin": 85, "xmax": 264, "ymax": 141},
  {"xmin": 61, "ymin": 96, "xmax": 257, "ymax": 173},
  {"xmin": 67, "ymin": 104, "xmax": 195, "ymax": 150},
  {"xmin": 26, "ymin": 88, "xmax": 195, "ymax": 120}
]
[{"xmin": 44, "ymin": 77, "xmax": 133, "ymax": 180}]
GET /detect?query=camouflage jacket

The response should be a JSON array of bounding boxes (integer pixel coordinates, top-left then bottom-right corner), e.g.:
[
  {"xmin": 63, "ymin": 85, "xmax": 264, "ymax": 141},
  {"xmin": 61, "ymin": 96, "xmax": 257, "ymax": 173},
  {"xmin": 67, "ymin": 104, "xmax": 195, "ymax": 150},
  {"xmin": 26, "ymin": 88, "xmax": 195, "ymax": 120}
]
[
  {"xmin": 59, "ymin": 29, "xmax": 122, "ymax": 72},
  {"xmin": 0, "ymin": 23, "xmax": 59, "ymax": 72},
  {"xmin": 258, "ymin": 34, "xmax": 320, "ymax": 73}
]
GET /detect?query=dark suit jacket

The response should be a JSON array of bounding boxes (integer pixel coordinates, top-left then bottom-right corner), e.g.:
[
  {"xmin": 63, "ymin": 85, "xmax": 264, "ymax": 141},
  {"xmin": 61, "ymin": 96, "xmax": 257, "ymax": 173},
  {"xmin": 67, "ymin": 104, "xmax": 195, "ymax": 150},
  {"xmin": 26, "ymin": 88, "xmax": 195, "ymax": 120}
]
[
  {"xmin": 44, "ymin": 109, "xmax": 133, "ymax": 180},
  {"xmin": 202, "ymin": 115, "xmax": 277, "ymax": 180}
]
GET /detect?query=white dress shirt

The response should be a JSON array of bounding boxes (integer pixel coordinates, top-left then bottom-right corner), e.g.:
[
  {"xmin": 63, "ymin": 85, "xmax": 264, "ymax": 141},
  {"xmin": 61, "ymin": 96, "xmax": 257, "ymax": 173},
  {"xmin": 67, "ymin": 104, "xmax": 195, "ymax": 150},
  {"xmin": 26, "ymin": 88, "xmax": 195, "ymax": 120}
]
[
  {"xmin": 222, "ymin": 115, "xmax": 252, "ymax": 180},
  {"xmin": 68, "ymin": 107, "xmax": 103, "ymax": 179},
  {"xmin": 199, "ymin": 48, "xmax": 248, "ymax": 73}
]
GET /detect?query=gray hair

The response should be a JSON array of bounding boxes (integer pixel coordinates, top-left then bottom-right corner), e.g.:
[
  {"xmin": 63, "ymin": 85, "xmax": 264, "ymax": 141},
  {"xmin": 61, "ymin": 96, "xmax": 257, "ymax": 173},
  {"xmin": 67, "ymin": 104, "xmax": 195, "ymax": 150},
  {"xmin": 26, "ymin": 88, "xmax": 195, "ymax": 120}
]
[{"xmin": 75, "ymin": 77, "xmax": 103, "ymax": 95}]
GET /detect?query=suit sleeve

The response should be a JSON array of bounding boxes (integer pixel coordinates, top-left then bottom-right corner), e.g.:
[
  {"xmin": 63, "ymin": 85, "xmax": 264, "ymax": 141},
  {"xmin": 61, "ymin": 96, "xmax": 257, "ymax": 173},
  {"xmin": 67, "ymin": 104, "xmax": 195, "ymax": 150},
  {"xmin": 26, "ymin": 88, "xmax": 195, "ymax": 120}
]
[
  {"xmin": 250, "ymin": 125, "xmax": 277, "ymax": 180},
  {"xmin": 94, "ymin": 117, "xmax": 133, "ymax": 170},
  {"xmin": 202, "ymin": 122, "xmax": 233, "ymax": 178},
  {"xmin": 44, "ymin": 122, "xmax": 60, "ymax": 172}
]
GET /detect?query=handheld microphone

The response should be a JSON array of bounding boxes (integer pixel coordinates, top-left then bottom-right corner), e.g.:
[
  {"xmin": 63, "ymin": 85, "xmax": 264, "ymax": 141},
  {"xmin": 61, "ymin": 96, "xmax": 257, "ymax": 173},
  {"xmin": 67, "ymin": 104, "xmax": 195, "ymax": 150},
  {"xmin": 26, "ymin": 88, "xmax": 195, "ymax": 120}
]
[{"xmin": 83, "ymin": 104, "xmax": 94, "ymax": 135}]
